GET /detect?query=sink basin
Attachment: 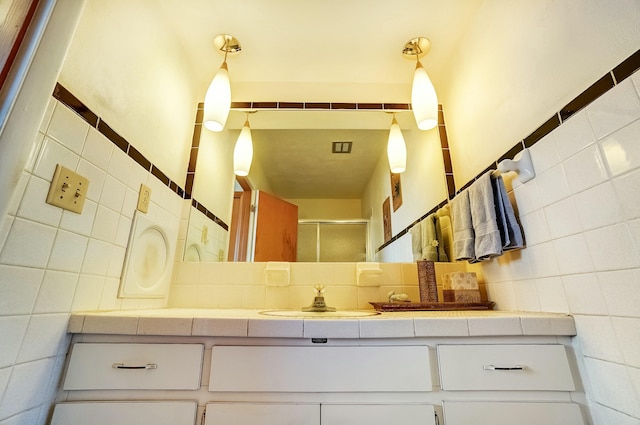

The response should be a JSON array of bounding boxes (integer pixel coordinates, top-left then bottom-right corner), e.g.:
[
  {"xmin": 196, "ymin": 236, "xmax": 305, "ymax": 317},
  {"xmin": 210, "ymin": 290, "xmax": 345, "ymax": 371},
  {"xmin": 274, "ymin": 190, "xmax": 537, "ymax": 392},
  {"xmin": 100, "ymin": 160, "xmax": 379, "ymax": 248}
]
[{"xmin": 259, "ymin": 310, "xmax": 380, "ymax": 318}]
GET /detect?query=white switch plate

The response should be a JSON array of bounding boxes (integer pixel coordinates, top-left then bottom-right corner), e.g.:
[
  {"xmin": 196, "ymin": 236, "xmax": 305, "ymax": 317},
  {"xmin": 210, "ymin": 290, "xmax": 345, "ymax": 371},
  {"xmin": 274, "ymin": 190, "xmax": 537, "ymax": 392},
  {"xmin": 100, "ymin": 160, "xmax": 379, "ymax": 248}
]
[
  {"xmin": 137, "ymin": 184, "xmax": 151, "ymax": 213},
  {"xmin": 46, "ymin": 164, "xmax": 89, "ymax": 214}
]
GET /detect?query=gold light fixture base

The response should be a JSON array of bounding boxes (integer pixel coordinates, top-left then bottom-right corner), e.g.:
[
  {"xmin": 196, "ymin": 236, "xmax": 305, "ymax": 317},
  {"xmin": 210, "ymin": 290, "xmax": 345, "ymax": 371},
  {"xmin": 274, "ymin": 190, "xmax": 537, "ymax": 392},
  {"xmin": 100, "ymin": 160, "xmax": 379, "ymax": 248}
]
[
  {"xmin": 402, "ymin": 37, "xmax": 431, "ymax": 60},
  {"xmin": 214, "ymin": 34, "xmax": 242, "ymax": 55}
]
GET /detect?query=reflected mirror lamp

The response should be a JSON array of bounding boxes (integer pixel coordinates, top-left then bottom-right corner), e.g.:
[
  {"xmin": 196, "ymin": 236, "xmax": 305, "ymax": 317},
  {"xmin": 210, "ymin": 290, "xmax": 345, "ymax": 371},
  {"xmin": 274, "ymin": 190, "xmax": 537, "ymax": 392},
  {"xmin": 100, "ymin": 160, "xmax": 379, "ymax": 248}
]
[
  {"xmin": 234, "ymin": 112, "xmax": 255, "ymax": 176},
  {"xmin": 387, "ymin": 113, "xmax": 406, "ymax": 173}
]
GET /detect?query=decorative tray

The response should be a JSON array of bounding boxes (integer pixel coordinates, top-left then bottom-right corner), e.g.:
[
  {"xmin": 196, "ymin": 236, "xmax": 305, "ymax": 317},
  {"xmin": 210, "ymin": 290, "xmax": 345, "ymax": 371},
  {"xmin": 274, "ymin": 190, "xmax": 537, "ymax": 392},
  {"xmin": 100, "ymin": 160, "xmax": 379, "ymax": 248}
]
[{"xmin": 369, "ymin": 301, "xmax": 495, "ymax": 312}]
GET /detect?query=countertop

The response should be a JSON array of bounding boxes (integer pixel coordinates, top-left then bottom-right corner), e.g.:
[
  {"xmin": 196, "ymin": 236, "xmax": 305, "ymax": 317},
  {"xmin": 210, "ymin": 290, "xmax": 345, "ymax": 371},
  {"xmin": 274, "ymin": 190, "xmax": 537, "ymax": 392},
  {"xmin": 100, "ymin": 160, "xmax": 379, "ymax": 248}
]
[{"xmin": 68, "ymin": 308, "xmax": 576, "ymax": 338}]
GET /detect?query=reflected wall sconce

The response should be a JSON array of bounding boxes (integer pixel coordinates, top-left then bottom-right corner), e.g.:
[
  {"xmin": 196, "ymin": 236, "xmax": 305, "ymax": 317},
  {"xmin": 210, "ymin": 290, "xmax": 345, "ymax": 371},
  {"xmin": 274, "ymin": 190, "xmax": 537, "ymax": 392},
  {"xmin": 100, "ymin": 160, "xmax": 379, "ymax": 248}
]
[
  {"xmin": 204, "ymin": 34, "xmax": 242, "ymax": 132},
  {"xmin": 387, "ymin": 113, "xmax": 407, "ymax": 173},
  {"xmin": 403, "ymin": 37, "xmax": 438, "ymax": 130},
  {"xmin": 234, "ymin": 112, "xmax": 255, "ymax": 176}
]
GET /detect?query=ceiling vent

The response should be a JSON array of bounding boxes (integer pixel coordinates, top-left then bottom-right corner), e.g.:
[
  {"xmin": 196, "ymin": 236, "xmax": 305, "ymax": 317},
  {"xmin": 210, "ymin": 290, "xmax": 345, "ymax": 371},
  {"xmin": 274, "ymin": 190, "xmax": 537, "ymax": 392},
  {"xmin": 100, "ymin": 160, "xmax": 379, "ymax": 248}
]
[{"xmin": 332, "ymin": 141, "xmax": 352, "ymax": 154}]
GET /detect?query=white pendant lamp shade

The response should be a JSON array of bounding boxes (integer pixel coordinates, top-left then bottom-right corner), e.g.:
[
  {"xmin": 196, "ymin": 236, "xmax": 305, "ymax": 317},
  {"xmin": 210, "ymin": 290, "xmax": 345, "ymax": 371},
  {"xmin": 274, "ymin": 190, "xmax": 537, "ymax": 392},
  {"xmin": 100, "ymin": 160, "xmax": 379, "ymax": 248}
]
[
  {"xmin": 411, "ymin": 61, "xmax": 438, "ymax": 130},
  {"xmin": 234, "ymin": 120, "xmax": 253, "ymax": 176},
  {"xmin": 203, "ymin": 62, "xmax": 231, "ymax": 132},
  {"xmin": 387, "ymin": 116, "xmax": 407, "ymax": 173}
]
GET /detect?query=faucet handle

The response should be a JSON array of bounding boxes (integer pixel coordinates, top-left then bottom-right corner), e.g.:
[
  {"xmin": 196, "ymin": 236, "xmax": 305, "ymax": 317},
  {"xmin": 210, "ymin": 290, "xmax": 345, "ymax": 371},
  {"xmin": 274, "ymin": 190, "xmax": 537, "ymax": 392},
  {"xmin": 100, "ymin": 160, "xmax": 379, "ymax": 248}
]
[{"xmin": 314, "ymin": 284, "xmax": 325, "ymax": 295}]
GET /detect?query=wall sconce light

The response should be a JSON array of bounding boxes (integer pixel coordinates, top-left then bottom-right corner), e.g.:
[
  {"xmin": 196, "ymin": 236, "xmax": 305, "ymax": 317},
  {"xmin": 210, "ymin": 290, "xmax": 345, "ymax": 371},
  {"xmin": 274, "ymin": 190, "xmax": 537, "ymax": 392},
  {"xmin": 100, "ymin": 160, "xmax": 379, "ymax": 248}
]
[
  {"xmin": 387, "ymin": 113, "xmax": 407, "ymax": 173},
  {"xmin": 403, "ymin": 37, "xmax": 438, "ymax": 130},
  {"xmin": 204, "ymin": 34, "xmax": 241, "ymax": 132},
  {"xmin": 234, "ymin": 112, "xmax": 254, "ymax": 176}
]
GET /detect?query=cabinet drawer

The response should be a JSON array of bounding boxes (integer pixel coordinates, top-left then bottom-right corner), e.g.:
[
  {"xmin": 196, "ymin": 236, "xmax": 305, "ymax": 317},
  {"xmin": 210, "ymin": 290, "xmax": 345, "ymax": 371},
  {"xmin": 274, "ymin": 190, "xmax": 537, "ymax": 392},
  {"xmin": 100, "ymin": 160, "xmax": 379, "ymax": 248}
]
[
  {"xmin": 322, "ymin": 404, "xmax": 435, "ymax": 425},
  {"xmin": 204, "ymin": 403, "xmax": 320, "ymax": 425},
  {"xmin": 437, "ymin": 344, "xmax": 574, "ymax": 391},
  {"xmin": 63, "ymin": 343, "xmax": 204, "ymax": 390},
  {"xmin": 209, "ymin": 346, "xmax": 432, "ymax": 392},
  {"xmin": 51, "ymin": 401, "xmax": 197, "ymax": 425},
  {"xmin": 442, "ymin": 401, "xmax": 585, "ymax": 425}
]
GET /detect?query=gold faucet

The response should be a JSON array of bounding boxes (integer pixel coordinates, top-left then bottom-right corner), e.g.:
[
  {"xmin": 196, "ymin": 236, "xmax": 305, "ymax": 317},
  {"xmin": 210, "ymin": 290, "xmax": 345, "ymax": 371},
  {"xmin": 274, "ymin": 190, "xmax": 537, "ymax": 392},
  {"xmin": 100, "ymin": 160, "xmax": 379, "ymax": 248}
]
[{"xmin": 301, "ymin": 285, "xmax": 336, "ymax": 312}]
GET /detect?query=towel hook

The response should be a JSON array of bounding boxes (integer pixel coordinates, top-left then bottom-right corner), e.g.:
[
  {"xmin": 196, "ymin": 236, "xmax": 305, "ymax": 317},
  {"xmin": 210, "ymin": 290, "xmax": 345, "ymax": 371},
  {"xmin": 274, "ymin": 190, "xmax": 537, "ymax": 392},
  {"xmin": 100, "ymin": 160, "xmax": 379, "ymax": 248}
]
[{"xmin": 497, "ymin": 148, "xmax": 535, "ymax": 184}]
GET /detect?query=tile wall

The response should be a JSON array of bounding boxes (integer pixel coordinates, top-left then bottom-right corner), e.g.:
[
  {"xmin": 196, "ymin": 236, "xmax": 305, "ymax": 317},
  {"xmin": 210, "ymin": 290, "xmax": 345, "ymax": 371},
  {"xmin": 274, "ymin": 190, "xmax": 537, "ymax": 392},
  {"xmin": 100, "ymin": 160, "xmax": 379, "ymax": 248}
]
[
  {"xmin": 477, "ymin": 71, "xmax": 640, "ymax": 424},
  {"xmin": 0, "ymin": 96, "xmax": 183, "ymax": 423}
]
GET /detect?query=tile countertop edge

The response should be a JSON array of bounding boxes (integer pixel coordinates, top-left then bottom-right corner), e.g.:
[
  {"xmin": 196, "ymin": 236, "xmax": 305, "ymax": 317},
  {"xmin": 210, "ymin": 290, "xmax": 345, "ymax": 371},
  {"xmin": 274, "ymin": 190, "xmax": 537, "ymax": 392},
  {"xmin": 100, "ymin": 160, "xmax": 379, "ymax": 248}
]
[{"xmin": 66, "ymin": 309, "xmax": 577, "ymax": 338}]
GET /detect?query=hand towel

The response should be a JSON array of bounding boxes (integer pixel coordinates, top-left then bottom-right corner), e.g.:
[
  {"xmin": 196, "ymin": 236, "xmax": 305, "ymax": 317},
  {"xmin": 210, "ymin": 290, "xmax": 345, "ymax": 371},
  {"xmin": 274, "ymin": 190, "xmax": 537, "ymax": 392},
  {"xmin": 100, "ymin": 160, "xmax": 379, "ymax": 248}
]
[
  {"xmin": 469, "ymin": 171, "xmax": 502, "ymax": 261},
  {"xmin": 435, "ymin": 210, "xmax": 450, "ymax": 262},
  {"xmin": 492, "ymin": 175, "xmax": 524, "ymax": 250},
  {"xmin": 451, "ymin": 190, "xmax": 475, "ymax": 261},
  {"xmin": 409, "ymin": 223, "xmax": 422, "ymax": 261},
  {"xmin": 420, "ymin": 214, "xmax": 438, "ymax": 261}
]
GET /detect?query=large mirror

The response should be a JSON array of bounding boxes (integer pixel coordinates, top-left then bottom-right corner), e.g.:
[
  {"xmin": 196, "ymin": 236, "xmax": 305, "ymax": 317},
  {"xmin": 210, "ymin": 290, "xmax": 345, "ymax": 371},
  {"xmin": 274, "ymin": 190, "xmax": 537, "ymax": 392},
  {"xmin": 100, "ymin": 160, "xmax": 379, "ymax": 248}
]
[{"xmin": 184, "ymin": 108, "xmax": 449, "ymax": 263}]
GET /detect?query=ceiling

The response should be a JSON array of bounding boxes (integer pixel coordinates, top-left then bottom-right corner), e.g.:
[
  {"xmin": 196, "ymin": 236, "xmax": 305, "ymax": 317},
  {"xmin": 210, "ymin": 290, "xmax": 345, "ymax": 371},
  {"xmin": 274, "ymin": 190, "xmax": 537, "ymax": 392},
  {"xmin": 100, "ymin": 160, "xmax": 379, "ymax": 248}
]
[{"xmin": 69, "ymin": 0, "xmax": 484, "ymax": 199}]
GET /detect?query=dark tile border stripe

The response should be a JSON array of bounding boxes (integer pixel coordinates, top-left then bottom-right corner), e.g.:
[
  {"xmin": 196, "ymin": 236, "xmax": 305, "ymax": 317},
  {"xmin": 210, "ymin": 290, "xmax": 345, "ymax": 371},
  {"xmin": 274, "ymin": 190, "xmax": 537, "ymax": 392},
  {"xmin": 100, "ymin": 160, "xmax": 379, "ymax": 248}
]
[
  {"xmin": 52, "ymin": 83, "xmax": 229, "ymax": 232},
  {"xmin": 230, "ymin": 101, "xmax": 412, "ymax": 111},
  {"xmin": 377, "ymin": 47, "xmax": 640, "ymax": 254}
]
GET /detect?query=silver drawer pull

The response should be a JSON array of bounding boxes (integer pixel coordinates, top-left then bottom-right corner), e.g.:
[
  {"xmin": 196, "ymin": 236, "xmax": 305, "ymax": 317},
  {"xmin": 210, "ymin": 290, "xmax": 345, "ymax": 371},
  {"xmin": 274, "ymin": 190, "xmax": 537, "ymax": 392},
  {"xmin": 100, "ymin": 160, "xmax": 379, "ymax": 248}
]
[
  {"xmin": 483, "ymin": 364, "xmax": 526, "ymax": 371},
  {"xmin": 112, "ymin": 363, "xmax": 158, "ymax": 370}
]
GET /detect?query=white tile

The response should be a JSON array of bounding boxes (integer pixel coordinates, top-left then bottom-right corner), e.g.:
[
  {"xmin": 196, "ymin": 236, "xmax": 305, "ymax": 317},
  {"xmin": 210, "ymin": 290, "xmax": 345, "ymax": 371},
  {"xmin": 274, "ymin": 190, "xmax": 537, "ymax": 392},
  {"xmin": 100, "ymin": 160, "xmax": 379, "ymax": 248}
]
[
  {"xmin": 562, "ymin": 273, "xmax": 609, "ymax": 315},
  {"xmin": 115, "ymin": 215, "xmax": 132, "ymax": 247},
  {"xmin": 76, "ymin": 158, "xmax": 106, "ymax": 202},
  {"xmin": 247, "ymin": 318, "xmax": 304, "ymax": 338},
  {"xmin": 303, "ymin": 319, "xmax": 360, "ymax": 338},
  {"xmin": 585, "ymin": 224, "xmax": 640, "ymax": 271},
  {"xmin": 82, "ymin": 127, "xmax": 113, "ymax": 170},
  {"xmin": 15, "ymin": 175, "xmax": 62, "ymax": 227},
  {"xmin": 0, "ymin": 216, "xmax": 13, "ymax": 253},
  {"xmin": 627, "ymin": 365, "xmax": 640, "ymax": 418},
  {"xmin": 241, "ymin": 285, "xmax": 266, "ymax": 309},
  {"xmin": 0, "ymin": 219, "xmax": 56, "ymax": 268},
  {"xmin": 599, "ymin": 269, "xmax": 640, "ymax": 318},
  {"xmin": 612, "ymin": 317, "xmax": 640, "ymax": 368},
  {"xmin": 518, "ymin": 209, "xmax": 550, "ymax": 246},
  {"xmin": 39, "ymin": 97, "xmax": 56, "ymax": 134},
  {"xmin": 552, "ymin": 234, "xmax": 595, "ymax": 275},
  {"xmin": 590, "ymin": 403, "xmax": 640, "ymax": 425},
  {"xmin": 583, "ymin": 357, "xmax": 638, "ymax": 417},
  {"xmin": 467, "ymin": 316, "xmax": 522, "ymax": 335},
  {"xmin": 7, "ymin": 171, "xmax": 29, "ymax": 216},
  {"xmin": 525, "ymin": 241, "xmax": 560, "ymax": 278},
  {"xmin": 554, "ymin": 109, "xmax": 596, "ymax": 161},
  {"xmin": 512, "ymin": 177, "xmax": 541, "ymax": 216},
  {"xmin": 107, "ymin": 147, "xmax": 133, "ymax": 185},
  {"xmin": 47, "ymin": 230, "xmax": 88, "ymax": 272},
  {"xmin": 91, "ymin": 205, "xmax": 119, "ymax": 243},
  {"xmin": 16, "ymin": 314, "xmax": 69, "ymax": 363},
  {"xmin": 562, "ymin": 145, "xmax": 609, "ymax": 194},
  {"xmin": 71, "ymin": 274, "xmax": 105, "ymax": 311},
  {"xmin": 0, "ymin": 367, "xmax": 10, "ymax": 409},
  {"xmin": 512, "ymin": 279, "xmax": 540, "ymax": 312},
  {"xmin": 169, "ymin": 285, "xmax": 198, "ymax": 307},
  {"xmin": 613, "ymin": 168, "xmax": 640, "ymax": 220},
  {"xmin": 32, "ymin": 136, "xmax": 80, "ymax": 181},
  {"xmin": 359, "ymin": 318, "xmax": 414, "ymax": 338},
  {"xmin": 574, "ymin": 315, "xmax": 624, "ymax": 363},
  {"xmin": 520, "ymin": 315, "xmax": 575, "ymax": 335},
  {"xmin": 587, "ymin": 79, "xmax": 640, "ymax": 140},
  {"xmin": 574, "ymin": 181, "xmax": 625, "ymax": 230},
  {"xmin": 290, "ymin": 262, "xmax": 334, "ymax": 285},
  {"xmin": 81, "ymin": 238, "xmax": 112, "ymax": 275},
  {"xmin": 121, "ymin": 187, "xmax": 138, "ymax": 218},
  {"xmin": 33, "ymin": 270, "xmax": 78, "ymax": 313},
  {"xmin": 0, "ymin": 358, "xmax": 55, "ymax": 419},
  {"xmin": 59, "ymin": 199, "xmax": 97, "ymax": 236},
  {"xmin": 129, "ymin": 162, "xmax": 150, "ymax": 190},
  {"xmin": 503, "ymin": 249, "xmax": 533, "ymax": 280},
  {"xmin": 99, "ymin": 175, "xmax": 126, "ymax": 213},
  {"xmin": 534, "ymin": 276, "xmax": 569, "ymax": 313},
  {"xmin": 0, "ymin": 316, "xmax": 29, "ymax": 367},
  {"xmin": 628, "ymin": 218, "xmax": 640, "ymax": 256},
  {"xmin": 334, "ymin": 262, "xmax": 356, "ymax": 285},
  {"xmin": 529, "ymin": 132, "xmax": 559, "ymax": 174},
  {"xmin": 535, "ymin": 164, "xmax": 571, "ymax": 207},
  {"xmin": 192, "ymin": 317, "xmax": 248, "ymax": 336},
  {"xmin": 485, "ymin": 281, "xmax": 517, "ymax": 310},
  {"xmin": 82, "ymin": 315, "xmax": 139, "ymax": 335},
  {"xmin": 543, "ymin": 197, "xmax": 583, "ymax": 239},
  {"xmin": 107, "ymin": 246, "xmax": 126, "ymax": 278},
  {"xmin": 25, "ymin": 131, "xmax": 45, "ymax": 172},
  {"xmin": 47, "ymin": 103, "xmax": 89, "ymax": 154},
  {"xmin": 220, "ymin": 262, "xmax": 263, "ymax": 285},
  {"xmin": 600, "ymin": 118, "xmax": 640, "ymax": 176},
  {"xmin": 172, "ymin": 261, "xmax": 200, "ymax": 285},
  {"xmin": 413, "ymin": 317, "xmax": 469, "ymax": 336},
  {"xmin": 98, "ymin": 277, "xmax": 123, "ymax": 311},
  {"xmin": 0, "ymin": 266, "xmax": 43, "ymax": 315}
]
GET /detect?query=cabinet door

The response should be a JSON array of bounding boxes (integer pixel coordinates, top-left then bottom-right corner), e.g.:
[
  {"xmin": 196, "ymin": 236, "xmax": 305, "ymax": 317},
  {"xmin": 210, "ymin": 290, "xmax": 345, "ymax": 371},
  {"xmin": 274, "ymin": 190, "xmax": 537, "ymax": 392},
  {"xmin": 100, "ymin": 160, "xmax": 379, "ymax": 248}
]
[
  {"xmin": 322, "ymin": 404, "xmax": 435, "ymax": 425},
  {"xmin": 204, "ymin": 402, "xmax": 319, "ymax": 425},
  {"xmin": 51, "ymin": 401, "xmax": 197, "ymax": 425},
  {"xmin": 442, "ymin": 401, "xmax": 585, "ymax": 425}
]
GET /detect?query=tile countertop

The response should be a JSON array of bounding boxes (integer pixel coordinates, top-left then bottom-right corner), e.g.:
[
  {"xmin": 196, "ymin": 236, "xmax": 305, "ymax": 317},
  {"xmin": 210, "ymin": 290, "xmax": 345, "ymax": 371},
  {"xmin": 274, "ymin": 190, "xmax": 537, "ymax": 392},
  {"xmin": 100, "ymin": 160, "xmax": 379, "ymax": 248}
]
[{"xmin": 67, "ymin": 309, "xmax": 576, "ymax": 339}]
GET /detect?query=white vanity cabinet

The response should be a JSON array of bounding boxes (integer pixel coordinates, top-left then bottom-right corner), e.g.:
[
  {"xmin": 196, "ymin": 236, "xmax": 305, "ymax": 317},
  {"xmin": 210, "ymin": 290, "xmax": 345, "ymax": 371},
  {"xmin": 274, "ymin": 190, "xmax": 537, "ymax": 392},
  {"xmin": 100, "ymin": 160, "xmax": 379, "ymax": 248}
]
[
  {"xmin": 203, "ymin": 402, "xmax": 436, "ymax": 425},
  {"xmin": 51, "ymin": 401, "xmax": 198, "ymax": 425}
]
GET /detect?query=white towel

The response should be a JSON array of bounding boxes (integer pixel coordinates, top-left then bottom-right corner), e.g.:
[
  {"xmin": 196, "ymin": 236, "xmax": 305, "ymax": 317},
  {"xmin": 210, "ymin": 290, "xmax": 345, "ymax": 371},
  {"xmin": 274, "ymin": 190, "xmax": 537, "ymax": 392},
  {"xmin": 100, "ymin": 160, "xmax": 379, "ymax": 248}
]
[
  {"xmin": 469, "ymin": 171, "xmax": 502, "ymax": 261},
  {"xmin": 409, "ymin": 223, "xmax": 422, "ymax": 261},
  {"xmin": 420, "ymin": 214, "xmax": 438, "ymax": 261},
  {"xmin": 451, "ymin": 190, "xmax": 475, "ymax": 261},
  {"xmin": 492, "ymin": 175, "xmax": 524, "ymax": 250}
]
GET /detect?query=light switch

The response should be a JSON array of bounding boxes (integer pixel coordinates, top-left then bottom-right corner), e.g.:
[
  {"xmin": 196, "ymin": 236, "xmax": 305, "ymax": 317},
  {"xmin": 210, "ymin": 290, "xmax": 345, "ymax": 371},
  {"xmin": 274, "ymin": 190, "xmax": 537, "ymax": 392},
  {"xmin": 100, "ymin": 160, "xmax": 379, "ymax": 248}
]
[
  {"xmin": 46, "ymin": 164, "xmax": 89, "ymax": 214},
  {"xmin": 137, "ymin": 184, "xmax": 151, "ymax": 213}
]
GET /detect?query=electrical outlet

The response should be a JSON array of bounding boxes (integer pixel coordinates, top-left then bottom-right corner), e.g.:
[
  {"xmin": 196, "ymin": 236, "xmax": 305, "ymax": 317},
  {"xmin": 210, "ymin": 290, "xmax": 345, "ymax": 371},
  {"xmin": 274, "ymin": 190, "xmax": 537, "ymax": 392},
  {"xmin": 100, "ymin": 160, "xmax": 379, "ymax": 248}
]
[
  {"xmin": 46, "ymin": 164, "xmax": 89, "ymax": 214},
  {"xmin": 137, "ymin": 184, "xmax": 151, "ymax": 213},
  {"xmin": 202, "ymin": 225, "xmax": 209, "ymax": 244}
]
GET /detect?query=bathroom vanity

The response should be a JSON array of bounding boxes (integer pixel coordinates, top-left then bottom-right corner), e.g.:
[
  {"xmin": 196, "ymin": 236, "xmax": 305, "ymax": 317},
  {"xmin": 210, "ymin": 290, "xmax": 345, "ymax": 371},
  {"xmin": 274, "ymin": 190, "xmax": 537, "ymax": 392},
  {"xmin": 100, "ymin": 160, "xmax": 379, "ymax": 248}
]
[{"xmin": 51, "ymin": 309, "xmax": 587, "ymax": 425}]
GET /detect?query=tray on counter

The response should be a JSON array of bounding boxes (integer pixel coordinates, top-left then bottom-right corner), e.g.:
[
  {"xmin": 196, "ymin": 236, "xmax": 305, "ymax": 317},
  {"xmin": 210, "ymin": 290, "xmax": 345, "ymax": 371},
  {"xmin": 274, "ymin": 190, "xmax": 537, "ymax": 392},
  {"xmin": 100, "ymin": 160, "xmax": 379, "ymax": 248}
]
[{"xmin": 369, "ymin": 301, "xmax": 495, "ymax": 312}]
